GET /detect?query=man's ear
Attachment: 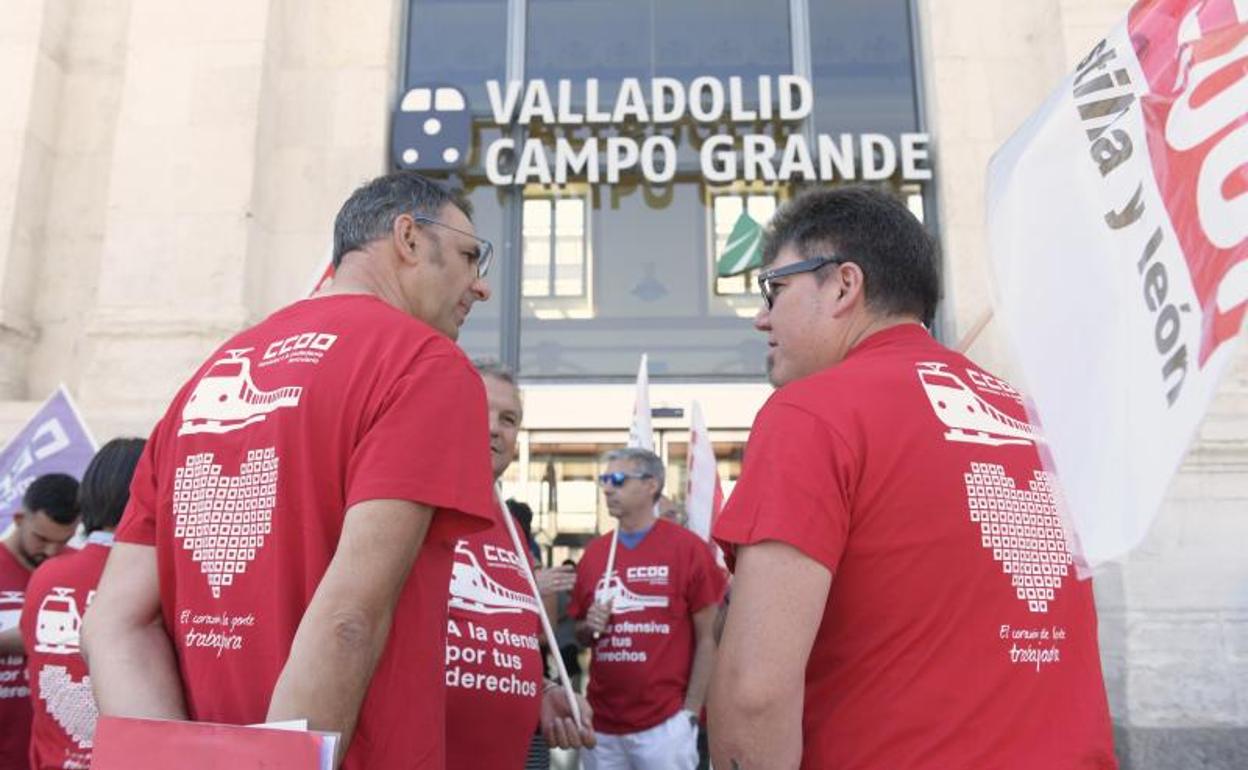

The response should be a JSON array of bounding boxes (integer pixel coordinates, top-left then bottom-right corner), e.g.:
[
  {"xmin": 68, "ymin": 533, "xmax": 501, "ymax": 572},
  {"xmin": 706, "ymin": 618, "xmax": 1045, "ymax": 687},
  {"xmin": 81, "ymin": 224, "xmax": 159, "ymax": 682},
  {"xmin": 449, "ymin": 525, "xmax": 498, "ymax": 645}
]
[
  {"xmin": 829, "ymin": 262, "xmax": 865, "ymax": 314},
  {"xmin": 393, "ymin": 214, "xmax": 421, "ymax": 263},
  {"xmin": 10, "ymin": 510, "xmax": 25, "ymax": 527}
]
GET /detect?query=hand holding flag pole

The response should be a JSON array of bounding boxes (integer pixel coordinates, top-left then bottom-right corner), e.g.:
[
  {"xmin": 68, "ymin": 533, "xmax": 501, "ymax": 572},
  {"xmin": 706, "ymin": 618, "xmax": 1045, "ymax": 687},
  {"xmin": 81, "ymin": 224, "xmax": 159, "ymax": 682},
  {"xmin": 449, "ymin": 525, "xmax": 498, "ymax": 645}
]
[{"xmin": 495, "ymin": 487, "xmax": 584, "ymax": 730}]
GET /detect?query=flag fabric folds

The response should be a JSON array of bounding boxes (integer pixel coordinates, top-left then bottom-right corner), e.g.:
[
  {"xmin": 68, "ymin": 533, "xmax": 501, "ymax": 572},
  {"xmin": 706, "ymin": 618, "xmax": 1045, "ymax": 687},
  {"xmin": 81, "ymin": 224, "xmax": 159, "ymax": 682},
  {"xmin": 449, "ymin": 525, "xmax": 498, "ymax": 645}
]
[
  {"xmin": 684, "ymin": 401, "xmax": 724, "ymax": 543},
  {"xmin": 985, "ymin": 0, "xmax": 1247, "ymax": 572},
  {"xmin": 628, "ymin": 354, "xmax": 654, "ymax": 451}
]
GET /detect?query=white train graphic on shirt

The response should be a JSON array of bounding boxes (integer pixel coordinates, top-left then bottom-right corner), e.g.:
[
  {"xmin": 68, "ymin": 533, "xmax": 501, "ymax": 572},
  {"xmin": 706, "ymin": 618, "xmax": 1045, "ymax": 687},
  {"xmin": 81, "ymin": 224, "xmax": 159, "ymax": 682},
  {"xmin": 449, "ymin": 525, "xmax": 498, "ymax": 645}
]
[
  {"xmin": 179, "ymin": 349, "xmax": 303, "ymax": 436},
  {"xmin": 916, "ymin": 362, "xmax": 1041, "ymax": 447},
  {"xmin": 0, "ymin": 590, "xmax": 22, "ymax": 633},
  {"xmin": 448, "ymin": 541, "xmax": 538, "ymax": 616},
  {"xmin": 34, "ymin": 588, "xmax": 83, "ymax": 655},
  {"xmin": 593, "ymin": 573, "xmax": 670, "ymax": 615}
]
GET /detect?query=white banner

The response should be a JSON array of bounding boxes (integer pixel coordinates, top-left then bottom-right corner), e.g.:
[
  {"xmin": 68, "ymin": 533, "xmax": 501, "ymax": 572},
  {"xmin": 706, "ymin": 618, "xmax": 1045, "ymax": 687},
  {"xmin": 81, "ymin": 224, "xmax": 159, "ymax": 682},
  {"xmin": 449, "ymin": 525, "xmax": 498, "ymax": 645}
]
[
  {"xmin": 684, "ymin": 401, "xmax": 723, "ymax": 542},
  {"xmin": 628, "ymin": 353, "xmax": 654, "ymax": 451},
  {"xmin": 986, "ymin": 0, "xmax": 1247, "ymax": 572}
]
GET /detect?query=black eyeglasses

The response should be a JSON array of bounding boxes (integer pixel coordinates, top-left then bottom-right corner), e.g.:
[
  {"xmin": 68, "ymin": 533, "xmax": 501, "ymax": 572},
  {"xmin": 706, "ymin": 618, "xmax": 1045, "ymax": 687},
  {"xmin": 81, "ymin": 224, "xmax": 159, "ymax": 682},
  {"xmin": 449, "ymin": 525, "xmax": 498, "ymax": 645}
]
[
  {"xmin": 756, "ymin": 256, "xmax": 849, "ymax": 309},
  {"xmin": 598, "ymin": 471, "xmax": 652, "ymax": 488},
  {"xmin": 413, "ymin": 215, "xmax": 495, "ymax": 278}
]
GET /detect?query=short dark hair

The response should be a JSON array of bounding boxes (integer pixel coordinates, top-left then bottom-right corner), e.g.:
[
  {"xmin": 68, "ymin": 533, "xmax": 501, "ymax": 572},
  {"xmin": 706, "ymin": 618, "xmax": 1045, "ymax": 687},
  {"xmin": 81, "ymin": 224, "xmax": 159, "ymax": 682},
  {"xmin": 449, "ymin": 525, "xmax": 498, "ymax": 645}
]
[
  {"xmin": 762, "ymin": 185, "xmax": 940, "ymax": 325},
  {"xmin": 23, "ymin": 473, "xmax": 80, "ymax": 525},
  {"xmin": 332, "ymin": 171, "xmax": 473, "ymax": 267},
  {"xmin": 79, "ymin": 438, "xmax": 146, "ymax": 535}
]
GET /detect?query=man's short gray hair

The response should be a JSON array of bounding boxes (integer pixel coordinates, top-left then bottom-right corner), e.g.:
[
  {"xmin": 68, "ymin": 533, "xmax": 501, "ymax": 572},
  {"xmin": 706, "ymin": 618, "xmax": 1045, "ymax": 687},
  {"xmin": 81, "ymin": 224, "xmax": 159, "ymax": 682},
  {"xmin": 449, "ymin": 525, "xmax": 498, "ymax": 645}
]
[
  {"xmin": 332, "ymin": 171, "xmax": 473, "ymax": 267},
  {"xmin": 473, "ymin": 358, "xmax": 523, "ymax": 419},
  {"xmin": 472, "ymin": 357, "xmax": 517, "ymax": 387},
  {"xmin": 601, "ymin": 447, "xmax": 665, "ymax": 502}
]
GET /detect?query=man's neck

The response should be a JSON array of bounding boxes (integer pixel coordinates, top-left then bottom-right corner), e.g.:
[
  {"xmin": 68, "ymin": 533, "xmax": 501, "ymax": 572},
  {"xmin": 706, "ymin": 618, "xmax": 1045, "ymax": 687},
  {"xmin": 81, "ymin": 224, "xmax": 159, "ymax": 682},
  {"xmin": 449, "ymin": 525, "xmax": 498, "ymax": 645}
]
[
  {"xmin": 317, "ymin": 251, "xmax": 412, "ymax": 316},
  {"xmin": 1, "ymin": 534, "xmax": 31, "ymax": 571},
  {"xmin": 617, "ymin": 510, "xmax": 658, "ymax": 534},
  {"xmin": 843, "ymin": 315, "xmax": 923, "ymax": 356}
]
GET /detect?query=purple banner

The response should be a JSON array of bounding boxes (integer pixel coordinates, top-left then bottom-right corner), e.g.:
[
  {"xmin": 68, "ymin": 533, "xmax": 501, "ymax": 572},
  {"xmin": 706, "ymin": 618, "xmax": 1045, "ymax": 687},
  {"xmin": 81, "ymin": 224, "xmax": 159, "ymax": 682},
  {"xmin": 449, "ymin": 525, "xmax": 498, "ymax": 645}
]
[{"xmin": 0, "ymin": 387, "xmax": 97, "ymax": 530}]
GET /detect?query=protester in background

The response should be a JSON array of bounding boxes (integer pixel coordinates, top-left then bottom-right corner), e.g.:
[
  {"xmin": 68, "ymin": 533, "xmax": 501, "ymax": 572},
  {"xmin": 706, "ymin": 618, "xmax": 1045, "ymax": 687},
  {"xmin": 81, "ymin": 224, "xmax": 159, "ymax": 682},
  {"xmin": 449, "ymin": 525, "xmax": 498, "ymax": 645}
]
[
  {"xmin": 709, "ymin": 186, "xmax": 1117, "ymax": 768},
  {"xmin": 571, "ymin": 448, "xmax": 724, "ymax": 770},
  {"xmin": 553, "ymin": 558, "xmax": 582, "ymax": 692},
  {"xmin": 83, "ymin": 171, "xmax": 499, "ymax": 770},
  {"xmin": 444, "ymin": 359, "xmax": 590, "ymax": 770},
  {"xmin": 0, "ymin": 473, "xmax": 80, "ymax": 770},
  {"xmin": 656, "ymin": 495, "xmax": 685, "ymax": 528},
  {"xmin": 21, "ymin": 439, "xmax": 145, "ymax": 770}
]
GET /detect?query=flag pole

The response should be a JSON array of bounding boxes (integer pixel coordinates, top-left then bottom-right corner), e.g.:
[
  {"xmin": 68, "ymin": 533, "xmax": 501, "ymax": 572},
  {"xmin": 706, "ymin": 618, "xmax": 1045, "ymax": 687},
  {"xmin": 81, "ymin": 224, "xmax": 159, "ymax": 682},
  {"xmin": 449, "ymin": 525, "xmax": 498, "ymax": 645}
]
[
  {"xmin": 955, "ymin": 308, "xmax": 994, "ymax": 353},
  {"xmin": 592, "ymin": 528, "xmax": 620, "ymax": 642},
  {"xmin": 495, "ymin": 488, "xmax": 584, "ymax": 730}
]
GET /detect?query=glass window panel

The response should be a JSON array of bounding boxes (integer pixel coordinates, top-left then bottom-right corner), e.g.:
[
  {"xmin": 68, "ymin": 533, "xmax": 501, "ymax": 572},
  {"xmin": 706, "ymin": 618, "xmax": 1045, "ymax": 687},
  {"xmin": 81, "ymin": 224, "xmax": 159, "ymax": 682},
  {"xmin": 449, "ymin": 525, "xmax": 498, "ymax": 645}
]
[
  {"xmin": 809, "ymin": 1, "xmax": 919, "ymax": 137},
  {"xmin": 405, "ymin": 0, "xmax": 508, "ymax": 114},
  {"xmin": 453, "ymin": 182, "xmax": 507, "ymax": 361}
]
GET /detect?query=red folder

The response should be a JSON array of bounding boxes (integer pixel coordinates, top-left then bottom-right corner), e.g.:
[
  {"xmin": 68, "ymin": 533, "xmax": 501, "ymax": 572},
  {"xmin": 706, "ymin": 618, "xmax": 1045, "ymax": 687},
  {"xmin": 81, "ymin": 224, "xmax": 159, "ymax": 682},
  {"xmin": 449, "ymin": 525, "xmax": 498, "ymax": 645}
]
[{"xmin": 92, "ymin": 716, "xmax": 325, "ymax": 769}]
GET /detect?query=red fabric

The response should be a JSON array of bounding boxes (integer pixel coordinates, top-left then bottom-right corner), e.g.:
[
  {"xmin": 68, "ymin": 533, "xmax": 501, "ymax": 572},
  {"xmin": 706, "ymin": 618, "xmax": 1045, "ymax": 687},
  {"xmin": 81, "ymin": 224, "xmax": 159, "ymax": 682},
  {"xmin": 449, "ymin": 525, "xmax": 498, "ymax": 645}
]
[
  {"xmin": 0, "ymin": 546, "xmax": 32, "ymax": 770},
  {"xmin": 444, "ymin": 506, "xmax": 543, "ymax": 770},
  {"xmin": 115, "ymin": 295, "xmax": 496, "ymax": 770},
  {"xmin": 91, "ymin": 716, "xmax": 321, "ymax": 769},
  {"xmin": 20, "ymin": 542, "xmax": 110, "ymax": 770},
  {"xmin": 568, "ymin": 519, "xmax": 725, "ymax": 735},
  {"xmin": 714, "ymin": 324, "xmax": 1117, "ymax": 770}
]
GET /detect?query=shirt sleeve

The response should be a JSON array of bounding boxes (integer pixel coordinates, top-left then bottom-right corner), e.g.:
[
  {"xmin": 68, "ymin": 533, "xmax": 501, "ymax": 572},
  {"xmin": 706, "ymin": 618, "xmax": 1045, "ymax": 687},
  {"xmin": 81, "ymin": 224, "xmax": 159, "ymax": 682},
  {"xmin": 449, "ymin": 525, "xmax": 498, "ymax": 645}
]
[
  {"xmin": 685, "ymin": 537, "xmax": 728, "ymax": 614},
  {"xmin": 712, "ymin": 399, "xmax": 856, "ymax": 575},
  {"xmin": 566, "ymin": 540, "xmax": 601, "ymax": 620},
  {"xmin": 115, "ymin": 423, "xmax": 164, "ymax": 547},
  {"xmin": 344, "ymin": 352, "xmax": 495, "ymax": 545}
]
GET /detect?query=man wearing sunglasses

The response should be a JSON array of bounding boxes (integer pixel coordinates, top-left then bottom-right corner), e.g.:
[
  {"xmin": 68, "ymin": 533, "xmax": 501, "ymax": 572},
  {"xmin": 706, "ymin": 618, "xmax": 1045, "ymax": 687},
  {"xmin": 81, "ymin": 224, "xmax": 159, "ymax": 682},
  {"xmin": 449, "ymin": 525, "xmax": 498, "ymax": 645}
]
[
  {"xmin": 85, "ymin": 171, "xmax": 499, "ymax": 770},
  {"xmin": 569, "ymin": 448, "xmax": 725, "ymax": 770},
  {"xmin": 709, "ymin": 187, "xmax": 1115, "ymax": 769}
]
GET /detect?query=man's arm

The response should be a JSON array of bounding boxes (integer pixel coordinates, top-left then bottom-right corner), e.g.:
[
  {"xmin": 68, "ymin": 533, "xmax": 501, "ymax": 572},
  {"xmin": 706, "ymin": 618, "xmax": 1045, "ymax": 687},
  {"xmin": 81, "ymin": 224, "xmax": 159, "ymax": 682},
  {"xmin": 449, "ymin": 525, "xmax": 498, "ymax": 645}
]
[
  {"xmin": 266, "ymin": 498, "xmax": 433, "ymax": 766},
  {"xmin": 708, "ymin": 541, "xmax": 831, "ymax": 770},
  {"xmin": 82, "ymin": 543, "xmax": 189, "ymax": 719},
  {"xmin": 682, "ymin": 603, "xmax": 718, "ymax": 715}
]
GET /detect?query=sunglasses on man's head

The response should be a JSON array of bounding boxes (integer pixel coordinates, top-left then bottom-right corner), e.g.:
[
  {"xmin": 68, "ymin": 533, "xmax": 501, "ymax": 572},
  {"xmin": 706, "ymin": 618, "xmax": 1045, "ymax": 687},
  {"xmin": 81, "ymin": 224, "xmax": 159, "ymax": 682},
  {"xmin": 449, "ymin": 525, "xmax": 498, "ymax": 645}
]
[{"xmin": 598, "ymin": 471, "xmax": 652, "ymax": 487}]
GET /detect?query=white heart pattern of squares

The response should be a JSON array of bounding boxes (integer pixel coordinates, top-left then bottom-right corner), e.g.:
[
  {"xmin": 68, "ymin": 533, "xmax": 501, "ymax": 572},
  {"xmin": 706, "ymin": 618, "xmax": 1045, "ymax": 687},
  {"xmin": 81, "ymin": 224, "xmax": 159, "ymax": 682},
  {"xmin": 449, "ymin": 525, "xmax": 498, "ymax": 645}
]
[
  {"xmin": 964, "ymin": 462, "xmax": 1072, "ymax": 613},
  {"xmin": 173, "ymin": 448, "xmax": 278, "ymax": 599},
  {"xmin": 39, "ymin": 665, "xmax": 97, "ymax": 749}
]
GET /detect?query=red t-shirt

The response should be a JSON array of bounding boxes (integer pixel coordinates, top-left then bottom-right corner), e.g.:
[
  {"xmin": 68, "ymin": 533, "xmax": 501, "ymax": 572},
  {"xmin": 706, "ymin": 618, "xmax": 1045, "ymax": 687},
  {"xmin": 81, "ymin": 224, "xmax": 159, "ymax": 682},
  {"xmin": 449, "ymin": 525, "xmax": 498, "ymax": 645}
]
[
  {"xmin": 115, "ymin": 294, "xmax": 496, "ymax": 770},
  {"xmin": 714, "ymin": 324, "xmax": 1117, "ymax": 769},
  {"xmin": 445, "ymin": 499, "xmax": 543, "ymax": 770},
  {"xmin": 568, "ymin": 519, "xmax": 725, "ymax": 734},
  {"xmin": 20, "ymin": 535, "xmax": 112, "ymax": 770},
  {"xmin": 0, "ymin": 546, "xmax": 32, "ymax": 770}
]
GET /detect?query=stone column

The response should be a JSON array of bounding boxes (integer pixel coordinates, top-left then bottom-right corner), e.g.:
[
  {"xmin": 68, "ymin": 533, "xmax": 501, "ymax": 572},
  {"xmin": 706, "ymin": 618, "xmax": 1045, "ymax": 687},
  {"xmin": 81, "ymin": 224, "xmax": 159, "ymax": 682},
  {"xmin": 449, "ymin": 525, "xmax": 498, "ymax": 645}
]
[
  {"xmin": 81, "ymin": 0, "xmax": 276, "ymax": 407},
  {"xmin": 0, "ymin": 1, "xmax": 73, "ymax": 398}
]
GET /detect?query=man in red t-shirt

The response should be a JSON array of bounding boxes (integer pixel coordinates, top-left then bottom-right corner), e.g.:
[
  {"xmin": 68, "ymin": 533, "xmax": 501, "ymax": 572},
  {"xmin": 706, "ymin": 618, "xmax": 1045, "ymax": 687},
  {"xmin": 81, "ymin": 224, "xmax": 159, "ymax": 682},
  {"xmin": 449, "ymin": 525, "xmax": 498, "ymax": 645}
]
[
  {"xmin": 21, "ymin": 439, "xmax": 145, "ymax": 770},
  {"xmin": 82, "ymin": 172, "xmax": 499, "ymax": 769},
  {"xmin": 443, "ymin": 360, "xmax": 591, "ymax": 769},
  {"xmin": 708, "ymin": 187, "xmax": 1117, "ymax": 769},
  {"xmin": 570, "ymin": 447, "xmax": 725, "ymax": 770},
  {"xmin": 0, "ymin": 474, "xmax": 80, "ymax": 770}
]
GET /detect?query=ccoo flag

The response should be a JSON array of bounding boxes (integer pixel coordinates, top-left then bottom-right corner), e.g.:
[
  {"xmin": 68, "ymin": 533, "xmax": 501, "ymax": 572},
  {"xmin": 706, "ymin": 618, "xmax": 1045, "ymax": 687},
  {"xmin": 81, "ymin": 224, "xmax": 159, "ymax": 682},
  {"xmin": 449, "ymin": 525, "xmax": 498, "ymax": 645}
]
[
  {"xmin": 986, "ymin": 0, "xmax": 1247, "ymax": 572},
  {"xmin": 0, "ymin": 386, "xmax": 98, "ymax": 530},
  {"xmin": 716, "ymin": 211, "xmax": 764, "ymax": 277},
  {"xmin": 685, "ymin": 401, "xmax": 724, "ymax": 543}
]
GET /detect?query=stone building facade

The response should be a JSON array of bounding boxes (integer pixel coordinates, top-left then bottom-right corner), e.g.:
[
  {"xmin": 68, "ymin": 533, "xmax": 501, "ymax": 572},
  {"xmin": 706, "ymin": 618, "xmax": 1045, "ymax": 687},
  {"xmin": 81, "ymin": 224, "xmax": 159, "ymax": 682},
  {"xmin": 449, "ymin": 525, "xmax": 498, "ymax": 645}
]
[{"xmin": 0, "ymin": 0, "xmax": 1244, "ymax": 765}]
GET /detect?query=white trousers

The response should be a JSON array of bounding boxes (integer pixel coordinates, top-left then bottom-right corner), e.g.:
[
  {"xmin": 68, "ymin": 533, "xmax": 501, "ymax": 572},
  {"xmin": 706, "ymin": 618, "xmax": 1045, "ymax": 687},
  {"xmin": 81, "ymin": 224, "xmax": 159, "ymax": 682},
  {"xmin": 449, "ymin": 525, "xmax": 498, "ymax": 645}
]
[{"xmin": 580, "ymin": 710, "xmax": 699, "ymax": 770}]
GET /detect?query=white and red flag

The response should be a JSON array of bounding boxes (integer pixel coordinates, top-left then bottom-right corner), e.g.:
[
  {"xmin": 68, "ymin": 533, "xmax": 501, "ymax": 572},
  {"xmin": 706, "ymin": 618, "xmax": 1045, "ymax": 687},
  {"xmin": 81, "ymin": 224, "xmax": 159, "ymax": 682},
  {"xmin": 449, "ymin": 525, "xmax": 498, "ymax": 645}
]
[
  {"xmin": 684, "ymin": 401, "xmax": 724, "ymax": 543},
  {"xmin": 986, "ymin": 0, "xmax": 1247, "ymax": 572}
]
